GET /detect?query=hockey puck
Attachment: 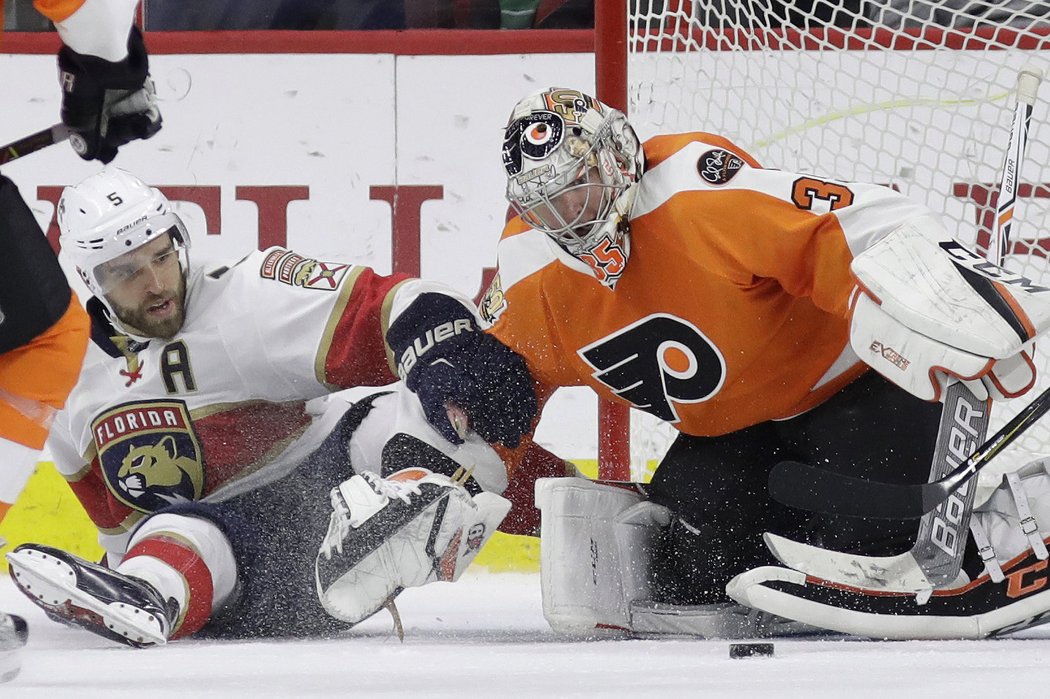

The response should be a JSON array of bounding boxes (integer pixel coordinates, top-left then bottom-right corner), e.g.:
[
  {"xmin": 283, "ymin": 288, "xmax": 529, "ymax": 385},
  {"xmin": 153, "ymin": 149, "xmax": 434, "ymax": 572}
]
[{"xmin": 729, "ymin": 642, "xmax": 774, "ymax": 659}]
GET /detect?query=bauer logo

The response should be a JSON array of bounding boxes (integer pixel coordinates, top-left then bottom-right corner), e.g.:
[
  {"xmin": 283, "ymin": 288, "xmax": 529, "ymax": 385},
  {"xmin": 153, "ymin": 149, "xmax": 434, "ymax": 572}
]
[
  {"xmin": 92, "ymin": 399, "xmax": 205, "ymax": 513},
  {"xmin": 698, "ymin": 149, "xmax": 744, "ymax": 186}
]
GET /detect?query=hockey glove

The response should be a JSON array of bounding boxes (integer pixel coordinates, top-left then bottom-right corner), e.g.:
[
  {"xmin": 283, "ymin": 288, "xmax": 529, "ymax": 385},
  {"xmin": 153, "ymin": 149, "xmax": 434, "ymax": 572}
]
[
  {"xmin": 387, "ymin": 293, "xmax": 537, "ymax": 448},
  {"xmin": 57, "ymin": 26, "xmax": 162, "ymax": 163}
]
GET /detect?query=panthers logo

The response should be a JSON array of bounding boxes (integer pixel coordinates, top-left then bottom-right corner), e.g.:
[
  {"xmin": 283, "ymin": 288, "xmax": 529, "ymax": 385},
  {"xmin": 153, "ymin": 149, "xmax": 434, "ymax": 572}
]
[
  {"xmin": 92, "ymin": 400, "xmax": 205, "ymax": 513},
  {"xmin": 117, "ymin": 435, "xmax": 203, "ymax": 503}
]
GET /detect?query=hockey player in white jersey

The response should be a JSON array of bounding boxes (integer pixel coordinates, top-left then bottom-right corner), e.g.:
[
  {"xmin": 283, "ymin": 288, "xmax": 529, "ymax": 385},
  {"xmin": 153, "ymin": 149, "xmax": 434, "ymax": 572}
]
[{"xmin": 4, "ymin": 167, "xmax": 534, "ymax": 646}]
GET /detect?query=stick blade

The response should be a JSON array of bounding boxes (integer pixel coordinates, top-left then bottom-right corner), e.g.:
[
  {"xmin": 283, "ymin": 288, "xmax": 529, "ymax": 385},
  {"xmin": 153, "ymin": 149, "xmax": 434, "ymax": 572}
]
[{"xmin": 768, "ymin": 460, "xmax": 933, "ymax": 519}]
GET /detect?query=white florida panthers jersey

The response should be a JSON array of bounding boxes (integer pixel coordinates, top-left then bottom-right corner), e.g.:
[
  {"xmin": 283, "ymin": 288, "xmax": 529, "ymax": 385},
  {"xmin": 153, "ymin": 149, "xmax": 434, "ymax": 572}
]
[{"xmin": 48, "ymin": 247, "xmax": 417, "ymax": 552}]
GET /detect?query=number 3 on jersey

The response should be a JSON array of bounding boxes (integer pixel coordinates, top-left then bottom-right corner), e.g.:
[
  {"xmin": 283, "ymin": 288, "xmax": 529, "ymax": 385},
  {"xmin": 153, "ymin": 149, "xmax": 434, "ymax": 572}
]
[
  {"xmin": 791, "ymin": 176, "xmax": 855, "ymax": 212},
  {"xmin": 578, "ymin": 314, "xmax": 726, "ymax": 423}
]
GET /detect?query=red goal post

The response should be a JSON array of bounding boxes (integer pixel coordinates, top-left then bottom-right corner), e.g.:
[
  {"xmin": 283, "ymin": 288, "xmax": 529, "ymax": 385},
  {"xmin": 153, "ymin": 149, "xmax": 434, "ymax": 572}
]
[{"xmin": 595, "ymin": 1, "xmax": 1050, "ymax": 484}]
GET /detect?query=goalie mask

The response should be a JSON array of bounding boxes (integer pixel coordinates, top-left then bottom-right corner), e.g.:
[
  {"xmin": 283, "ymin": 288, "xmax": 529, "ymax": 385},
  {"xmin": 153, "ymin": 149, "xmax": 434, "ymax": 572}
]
[
  {"xmin": 58, "ymin": 167, "xmax": 191, "ymax": 337},
  {"xmin": 502, "ymin": 88, "xmax": 643, "ymax": 281}
]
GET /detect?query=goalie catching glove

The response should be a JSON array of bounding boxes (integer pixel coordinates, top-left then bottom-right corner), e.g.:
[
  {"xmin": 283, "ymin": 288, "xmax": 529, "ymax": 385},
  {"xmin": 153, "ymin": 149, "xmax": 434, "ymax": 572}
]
[
  {"xmin": 387, "ymin": 291, "xmax": 537, "ymax": 448},
  {"xmin": 849, "ymin": 218, "xmax": 1050, "ymax": 402},
  {"xmin": 315, "ymin": 468, "xmax": 510, "ymax": 625}
]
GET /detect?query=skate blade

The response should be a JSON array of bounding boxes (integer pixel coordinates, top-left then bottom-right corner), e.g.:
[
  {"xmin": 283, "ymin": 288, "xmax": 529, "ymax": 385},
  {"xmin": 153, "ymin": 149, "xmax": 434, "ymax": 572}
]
[{"xmin": 6, "ymin": 549, "xmax": 167, "ymax": 647}]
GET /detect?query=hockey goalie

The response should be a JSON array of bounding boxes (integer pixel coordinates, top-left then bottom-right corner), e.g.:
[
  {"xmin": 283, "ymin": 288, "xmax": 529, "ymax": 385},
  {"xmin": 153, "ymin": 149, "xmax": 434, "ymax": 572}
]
[{"xmin": 387, "ymin": 86, "xmax": 1050, "ymax": 640}]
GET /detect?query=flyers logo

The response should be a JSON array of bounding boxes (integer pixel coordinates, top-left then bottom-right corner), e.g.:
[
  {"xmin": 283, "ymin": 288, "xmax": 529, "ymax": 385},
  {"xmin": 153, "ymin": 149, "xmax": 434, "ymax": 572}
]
[
  {"xmin": 791, "ymin": 177, "xmax": 855, "ymax": 212},
  {"xmin": 578, "ymin": 314, "xmax": 725, "ymax": 423},
  {"xmin": 503, "ymin": 111, "xmax": 564, "ymax": 176}
]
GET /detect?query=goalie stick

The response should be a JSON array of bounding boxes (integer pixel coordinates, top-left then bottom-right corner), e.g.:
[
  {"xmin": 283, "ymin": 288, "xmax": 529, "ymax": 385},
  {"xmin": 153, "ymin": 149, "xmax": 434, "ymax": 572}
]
[
  {"xmin": 909, "ymin": 66, "xmax": 1045, "ymax": 584},
  {"xmin": 766, "ymin": 67, "xmax": 1046, "ymax": 591},
  {"xmin": 0, "ymin": 124, "xmax": 70, "ymax": 166},
  {"xmin": 769, "ymin": 380, "xmax": 1050, "ymax": 519}
]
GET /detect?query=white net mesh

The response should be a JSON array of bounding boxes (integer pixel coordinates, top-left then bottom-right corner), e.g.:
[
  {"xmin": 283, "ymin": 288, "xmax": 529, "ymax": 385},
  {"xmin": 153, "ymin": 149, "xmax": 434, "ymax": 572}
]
[{"xmin": 624, "ymin": 1, "xmax": 1050, "ymax": 488}]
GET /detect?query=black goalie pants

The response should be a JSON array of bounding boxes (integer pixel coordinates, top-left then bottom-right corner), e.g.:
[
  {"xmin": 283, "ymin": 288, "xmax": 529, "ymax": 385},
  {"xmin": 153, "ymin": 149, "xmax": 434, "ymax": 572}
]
[{"xmin": 643, "ymin": 370, "xmax": 944, "ymax": 605}]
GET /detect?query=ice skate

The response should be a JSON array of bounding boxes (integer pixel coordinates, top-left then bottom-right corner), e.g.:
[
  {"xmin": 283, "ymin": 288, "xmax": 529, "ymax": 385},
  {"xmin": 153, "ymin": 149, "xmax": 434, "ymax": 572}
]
[{"xmin": 7, "ymin": 544, "xmax": 178, "ymax": 648}]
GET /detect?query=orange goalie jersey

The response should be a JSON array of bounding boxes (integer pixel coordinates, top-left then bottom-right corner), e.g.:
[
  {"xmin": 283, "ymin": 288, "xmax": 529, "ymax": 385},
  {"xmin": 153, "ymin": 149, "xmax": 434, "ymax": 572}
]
[{"xmin": 480, "ymin": 132, "xmax": 935, "ymax": 437}]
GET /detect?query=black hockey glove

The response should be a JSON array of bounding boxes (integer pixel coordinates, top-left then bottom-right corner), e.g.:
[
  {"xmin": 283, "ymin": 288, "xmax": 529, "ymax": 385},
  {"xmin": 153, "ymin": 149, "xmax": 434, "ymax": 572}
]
[
  {"xmin": 387, "ymin": 293, "xmax": 538, "ymax": 448},
  {"xmin": 57, "ymin": 26, "xmax": 162, "ymax": 164}
]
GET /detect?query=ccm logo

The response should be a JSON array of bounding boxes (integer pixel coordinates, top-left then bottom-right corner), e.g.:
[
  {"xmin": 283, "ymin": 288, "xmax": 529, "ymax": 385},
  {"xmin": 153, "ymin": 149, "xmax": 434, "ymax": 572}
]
[
  {"xmin": 396, "ymin": 319, "xmax": 474, "ymax": 379},
  {"xmin": 1007, "ymin": 559, "xmax": 1050, "ymax": 599}
]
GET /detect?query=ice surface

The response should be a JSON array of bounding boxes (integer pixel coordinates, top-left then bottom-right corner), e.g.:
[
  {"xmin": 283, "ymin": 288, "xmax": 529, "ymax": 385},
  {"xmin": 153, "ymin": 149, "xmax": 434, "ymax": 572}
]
[{"xmin": 3, "ymin": 571, "xmax": 1050, "ymax": 697}]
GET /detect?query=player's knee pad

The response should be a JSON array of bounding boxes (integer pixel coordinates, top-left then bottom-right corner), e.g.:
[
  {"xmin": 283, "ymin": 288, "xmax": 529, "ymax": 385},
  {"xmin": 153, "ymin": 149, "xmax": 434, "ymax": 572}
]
[
  {"xmin": 535, "ymin": 477, "xmax": 670, "ymax": 634},
  {"xmin": 316, "ymin": 468, "xmax": 510, "ymax": 625},
  {"xmin": 972, "ymin": 457, "xmax": 1050, "ymax": 581}
]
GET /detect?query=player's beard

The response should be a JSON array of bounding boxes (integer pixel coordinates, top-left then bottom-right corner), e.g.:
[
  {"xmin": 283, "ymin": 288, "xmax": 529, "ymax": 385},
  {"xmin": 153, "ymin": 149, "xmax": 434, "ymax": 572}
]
[{"xmin": 109, "ymin": 273, "xmax": 188, "ymax": 340}]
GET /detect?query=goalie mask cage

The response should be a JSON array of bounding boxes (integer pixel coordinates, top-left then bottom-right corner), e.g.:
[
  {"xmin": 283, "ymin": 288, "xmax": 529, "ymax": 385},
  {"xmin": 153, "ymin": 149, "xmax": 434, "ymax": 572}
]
[{"xmin": 595, "ymin": 0, "xmax": 1050, "ymax": 482}]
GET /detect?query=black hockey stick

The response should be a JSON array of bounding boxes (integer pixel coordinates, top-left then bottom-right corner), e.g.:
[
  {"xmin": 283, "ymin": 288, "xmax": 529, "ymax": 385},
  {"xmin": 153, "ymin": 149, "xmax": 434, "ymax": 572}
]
[
  {"xmin": 768, "ymin": 381, "xmax": 1050, "ymax": 519},
  {"xmin": 0, "ymin": 124, "xmax": 70, "ymax": 166}
]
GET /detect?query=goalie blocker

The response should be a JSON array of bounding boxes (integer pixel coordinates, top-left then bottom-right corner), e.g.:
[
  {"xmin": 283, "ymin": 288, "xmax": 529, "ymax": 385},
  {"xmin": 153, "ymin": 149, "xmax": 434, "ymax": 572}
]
[{"xmin": 848, "ymin": 218, "xmax": 1050, "ymax": 404}]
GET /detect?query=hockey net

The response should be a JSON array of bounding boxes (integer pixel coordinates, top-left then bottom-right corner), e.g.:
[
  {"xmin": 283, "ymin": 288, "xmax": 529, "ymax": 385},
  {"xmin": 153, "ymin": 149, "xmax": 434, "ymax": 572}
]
[{"xmin": 618, "ymin": 1, "xmax": 1050, "ymax": 484}]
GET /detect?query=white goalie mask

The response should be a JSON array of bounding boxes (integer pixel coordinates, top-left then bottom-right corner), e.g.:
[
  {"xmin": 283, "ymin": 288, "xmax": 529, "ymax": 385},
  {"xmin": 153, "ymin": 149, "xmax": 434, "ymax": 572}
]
[
  {"xmin": 502, "ymin": 88, "xmax": 644, "ymax": 256},
  {"xmin": 58, "ymin": 167, "xmax": 190, "ymax": 319}
]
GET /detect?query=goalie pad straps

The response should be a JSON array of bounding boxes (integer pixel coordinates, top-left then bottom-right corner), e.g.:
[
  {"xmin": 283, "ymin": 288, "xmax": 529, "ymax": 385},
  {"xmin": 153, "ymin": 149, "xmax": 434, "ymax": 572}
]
[
  {"xmin": 969, "ymin": 520, "xmax": 1005, "ymax": 584},
  {"xmin": 1005, "ymin": 470, "xmax": 1050, "ymax": 560}
]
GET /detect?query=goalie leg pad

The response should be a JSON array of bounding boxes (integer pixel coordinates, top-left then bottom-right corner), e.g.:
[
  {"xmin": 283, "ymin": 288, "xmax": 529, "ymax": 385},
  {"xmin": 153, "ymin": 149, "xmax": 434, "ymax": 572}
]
[
  {"xmin": 973, "ymin": 457, "xmax": 1050, "ymax": 569},
  {"xmin": 316, "ymin": 468, "xmax": 510, "ymax": 624},
  {"xmin": 727, "ymin": 548, "xmax": 1050, "ymax": 640},
  {"xmin": 728, "ymin": 458, "xmax": 1050, "ymax": 640},
  {"xmin": 535, "ymin": 477, "xmax": 669, "ymax": 634}
]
